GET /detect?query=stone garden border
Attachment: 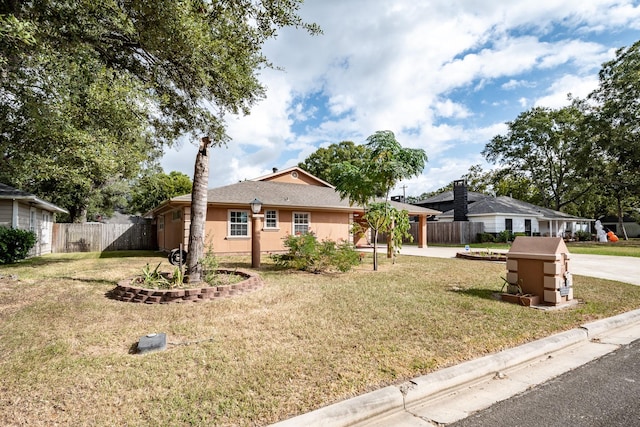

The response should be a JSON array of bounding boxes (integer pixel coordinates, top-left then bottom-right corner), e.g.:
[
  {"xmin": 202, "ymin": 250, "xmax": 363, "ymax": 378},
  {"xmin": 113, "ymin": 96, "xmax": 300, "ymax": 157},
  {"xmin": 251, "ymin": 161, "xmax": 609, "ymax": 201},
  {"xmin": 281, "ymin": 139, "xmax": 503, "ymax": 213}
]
[
  {"xmin": 455, "ymin": 251, "xmax": 507, "ymax": 262},
  {"xmin": 109, "ymin": 269, "xmax": 264, "ymax": 304}
]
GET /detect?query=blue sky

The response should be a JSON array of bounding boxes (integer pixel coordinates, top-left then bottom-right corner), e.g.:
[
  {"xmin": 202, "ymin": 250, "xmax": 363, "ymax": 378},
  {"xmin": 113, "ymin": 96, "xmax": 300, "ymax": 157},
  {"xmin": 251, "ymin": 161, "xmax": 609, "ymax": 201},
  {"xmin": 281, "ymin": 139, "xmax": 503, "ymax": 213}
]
[{"xmin": 161, "ymin": 0, "xmax": 640, "ymax": 198}]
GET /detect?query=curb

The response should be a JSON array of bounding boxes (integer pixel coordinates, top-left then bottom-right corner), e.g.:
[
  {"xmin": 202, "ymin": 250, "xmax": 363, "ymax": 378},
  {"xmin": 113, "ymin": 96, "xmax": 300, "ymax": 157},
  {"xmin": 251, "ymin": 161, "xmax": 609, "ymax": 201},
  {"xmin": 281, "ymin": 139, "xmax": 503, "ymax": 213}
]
[
  {"xmin": 402, "ymin": 328, "xmax": 588, "ymax": 407},
  {"xmin": 270, "ymin": 308, "xmax": 640, "ymax": 427},
  {"xmin": 580, "ymin": 308, "xmax": 640, "ymax": 337}
]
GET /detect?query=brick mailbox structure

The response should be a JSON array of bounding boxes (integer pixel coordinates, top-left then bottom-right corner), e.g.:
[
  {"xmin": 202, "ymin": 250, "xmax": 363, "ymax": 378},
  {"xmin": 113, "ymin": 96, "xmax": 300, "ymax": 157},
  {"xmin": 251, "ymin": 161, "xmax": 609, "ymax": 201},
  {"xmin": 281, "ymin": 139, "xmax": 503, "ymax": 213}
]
[{"xmin": 505, "ymin": 236, "xmax": 573, "ymax": 306}]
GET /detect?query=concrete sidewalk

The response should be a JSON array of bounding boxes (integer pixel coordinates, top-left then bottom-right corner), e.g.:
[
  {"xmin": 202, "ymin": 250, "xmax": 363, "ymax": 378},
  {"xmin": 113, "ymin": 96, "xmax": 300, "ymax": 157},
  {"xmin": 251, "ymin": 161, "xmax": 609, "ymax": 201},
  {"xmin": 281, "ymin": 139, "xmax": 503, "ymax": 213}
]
[{"xmin": 270, "ymin": 248, "xmax": 640, "ymax": 426}]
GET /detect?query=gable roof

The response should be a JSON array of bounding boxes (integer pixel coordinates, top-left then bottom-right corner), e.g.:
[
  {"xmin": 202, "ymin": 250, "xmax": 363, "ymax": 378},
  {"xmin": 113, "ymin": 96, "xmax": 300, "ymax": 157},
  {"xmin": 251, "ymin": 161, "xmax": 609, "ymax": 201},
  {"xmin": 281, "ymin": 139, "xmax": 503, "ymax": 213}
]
[
  {"xmin": 439, "ymin": 195, "xmax": 589, "ymax": 221},
  {"xmin": 417, "ymin": 190, "xmax": 489, "ymax": 204},
  {"xmin": 251, "ymin": 166, "xmax": 334, "ymax": 188},
  {"xmin": 165, "ymin": 180, "xmax": 439, "ymax": 215},
  {"xmin": 0, "ymin": 183, "xmax": 68, "ymax": 214},
  {"xmin": 509, "ymin": 236, "xmax": 569, "ymax": 255}
]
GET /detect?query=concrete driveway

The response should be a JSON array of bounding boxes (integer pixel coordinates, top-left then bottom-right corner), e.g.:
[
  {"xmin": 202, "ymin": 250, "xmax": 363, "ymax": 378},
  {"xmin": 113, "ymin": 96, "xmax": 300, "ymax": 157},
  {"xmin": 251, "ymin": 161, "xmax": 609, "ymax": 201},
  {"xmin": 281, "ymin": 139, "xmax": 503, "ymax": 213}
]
[{"xmin": 395, "ymin": 246, "xmax": 640, "ymax": 286}]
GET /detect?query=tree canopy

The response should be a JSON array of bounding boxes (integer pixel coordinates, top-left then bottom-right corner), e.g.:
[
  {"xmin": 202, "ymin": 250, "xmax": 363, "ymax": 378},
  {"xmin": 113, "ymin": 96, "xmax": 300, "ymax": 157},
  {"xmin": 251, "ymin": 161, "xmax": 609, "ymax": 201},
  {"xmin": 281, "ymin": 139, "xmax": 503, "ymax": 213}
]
[
  {"xmin": 1, "ymin": 1, "xmax": 319, "ymax": 222},
  {"xmin": 332, "ymin": 130, "xmax": 427, "ymax": 270},
  {"xmin": 298, "ymin": 141, "xmax": 367, "ymax": 184},
  {"xmin": 333, "ymin": 130, "xmax": 427, "ymax": 206},
  {"xmin": 483, "ymin": 106, "xmax": 595, "ymax": 211},
  {"xmin": 589, "ymin": 40, "xmax": 640, "ymax": 173},
  {"xmin": 128, "ymin": 169, "xmax": 193, "ymax": 216}
]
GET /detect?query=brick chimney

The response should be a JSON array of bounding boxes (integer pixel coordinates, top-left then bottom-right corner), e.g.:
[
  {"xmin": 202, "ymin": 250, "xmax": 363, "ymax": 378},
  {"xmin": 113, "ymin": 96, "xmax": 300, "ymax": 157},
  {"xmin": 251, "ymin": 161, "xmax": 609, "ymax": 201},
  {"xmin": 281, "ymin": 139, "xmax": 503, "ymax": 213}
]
[{"xmin": 453, "ymin": 180, "xmax": 468, "ymax": 221}]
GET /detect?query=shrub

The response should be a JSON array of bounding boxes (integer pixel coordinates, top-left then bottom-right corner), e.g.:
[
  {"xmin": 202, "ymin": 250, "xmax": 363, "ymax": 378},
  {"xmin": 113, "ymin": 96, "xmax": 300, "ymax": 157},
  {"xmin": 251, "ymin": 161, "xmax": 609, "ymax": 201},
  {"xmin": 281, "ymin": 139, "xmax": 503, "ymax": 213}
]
[
  {"xmin": 574, "ymin": 230, "xmax": 592, "ymax": 241},
  {"xmin": 477, "ymin": 233, "xmax": 495, "ymax": 243},
  {"xmin": 496, "ymin": 230, "xmax": 512, "ymax": 243},
  {"xmin": 271, "ymin": 233, "xmax": 360, "ymax": 273},
  {"xmin": 200, "ymin": 244, "xmax": 219, "ymax": 284},
  {"xmin": 0, "ymin": 226, "xmax": 37, "ymax": 264}
]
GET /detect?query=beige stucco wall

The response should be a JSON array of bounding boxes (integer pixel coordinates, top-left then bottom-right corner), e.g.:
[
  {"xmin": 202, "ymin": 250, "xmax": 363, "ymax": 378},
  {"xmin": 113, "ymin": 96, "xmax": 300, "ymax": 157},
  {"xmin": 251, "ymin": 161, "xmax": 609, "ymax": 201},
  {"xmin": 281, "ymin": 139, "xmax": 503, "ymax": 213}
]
[
  {"xmin": 157, "ymin": 210, "xmax": 186, "ymax": 252},
  {"xmin": 204, "ymin": 206, "xmax": 352, "ymax": 254},
  {"xmin": 261, "ymin": 171, "xmax": 325, "ymax": 186}
]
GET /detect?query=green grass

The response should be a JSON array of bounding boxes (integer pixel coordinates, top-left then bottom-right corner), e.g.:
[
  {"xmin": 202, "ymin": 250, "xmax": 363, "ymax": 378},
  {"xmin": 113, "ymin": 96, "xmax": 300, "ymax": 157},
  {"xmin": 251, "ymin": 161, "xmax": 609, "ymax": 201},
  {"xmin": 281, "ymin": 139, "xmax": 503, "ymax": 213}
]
[{"xmin": 1, "ymin": 251, "xmax": 640, "ymax": 426}]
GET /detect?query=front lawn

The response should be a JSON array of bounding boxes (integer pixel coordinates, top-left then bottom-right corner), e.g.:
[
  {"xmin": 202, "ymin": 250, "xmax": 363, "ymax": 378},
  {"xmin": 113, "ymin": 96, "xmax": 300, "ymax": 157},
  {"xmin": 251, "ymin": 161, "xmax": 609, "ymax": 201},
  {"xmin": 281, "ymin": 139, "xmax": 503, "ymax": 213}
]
[{"xmin": 1, "ymin": 252, "xmax": 639, "ymax": 426}]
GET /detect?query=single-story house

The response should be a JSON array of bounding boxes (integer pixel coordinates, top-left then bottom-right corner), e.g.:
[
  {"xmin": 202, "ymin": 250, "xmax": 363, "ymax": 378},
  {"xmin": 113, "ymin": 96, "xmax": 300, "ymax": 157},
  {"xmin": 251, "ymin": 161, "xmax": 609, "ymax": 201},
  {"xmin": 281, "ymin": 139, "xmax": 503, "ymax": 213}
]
[
  {"xmin": 147, "ymin": 167, "xmax": 440, "ymax": 254},
  {"xmin": 413, "ymin": 189, "xmax": 489, "ymax": 216},
  {"xmin": 415, "ymin": 181, "xmax": 592, "ymax": 238},
  {"xmin": 0, "ymin": 183, "xmax": 68, "ymax": 256},
  {"xmin": 435, "ymin": 194, "xmax": 592, "ymax": 238}
]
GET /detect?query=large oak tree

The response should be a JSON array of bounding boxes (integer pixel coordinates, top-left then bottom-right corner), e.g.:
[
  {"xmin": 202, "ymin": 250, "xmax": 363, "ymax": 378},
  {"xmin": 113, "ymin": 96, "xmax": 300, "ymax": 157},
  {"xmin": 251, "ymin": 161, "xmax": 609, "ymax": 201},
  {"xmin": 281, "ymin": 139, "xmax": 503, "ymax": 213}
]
[
  {"xmin": 2, "ymin": 1, "xmax": 319, "ymax": 280},
  {"xmin": 483, "ymin": 106, "xmax": 595, "ymax": 212}
]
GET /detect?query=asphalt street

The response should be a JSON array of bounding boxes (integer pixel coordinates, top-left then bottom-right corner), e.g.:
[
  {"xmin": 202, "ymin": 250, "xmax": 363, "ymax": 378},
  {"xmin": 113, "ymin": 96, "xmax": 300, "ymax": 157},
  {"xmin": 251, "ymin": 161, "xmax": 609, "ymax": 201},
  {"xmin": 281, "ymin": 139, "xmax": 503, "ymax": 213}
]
[{"xmin": 451, "ymin": 339, "xmax": 640, "ymax": 427}]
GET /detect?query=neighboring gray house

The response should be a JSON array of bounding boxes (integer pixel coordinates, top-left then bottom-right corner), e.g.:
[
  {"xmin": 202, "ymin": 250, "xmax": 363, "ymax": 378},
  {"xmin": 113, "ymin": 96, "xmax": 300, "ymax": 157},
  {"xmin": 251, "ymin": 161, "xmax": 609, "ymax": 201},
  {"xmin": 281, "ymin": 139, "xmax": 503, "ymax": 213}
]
[
  {"xmin": 436, "ymin": 195, "xmax": 592, "ymax": 238},
  {"xmin": 413, "ymin": 189, "xmax": 489, "ymax": 215},
  {"xmin": 416, "ymin": 182, "xmax": 592, "ymax": 238},
  {"xmin": 0, "ymin": 183, "xmax": 68, "ymax": 256}
]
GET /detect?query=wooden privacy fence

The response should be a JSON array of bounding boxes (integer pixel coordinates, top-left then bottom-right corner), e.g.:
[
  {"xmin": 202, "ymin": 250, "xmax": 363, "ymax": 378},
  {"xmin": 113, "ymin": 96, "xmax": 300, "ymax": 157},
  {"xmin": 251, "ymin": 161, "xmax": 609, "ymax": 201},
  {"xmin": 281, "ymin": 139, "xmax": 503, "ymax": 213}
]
[
  {"xmin": 52, "ymin": 223, "xmax": 156, "ymax": 253},
  {"xmin": 379, "ymin": 221, "xmax": 484, "ymax": 245},
  {"xmin": 427, "ymin": 221, "xmax": 484, "ymax": 245}
]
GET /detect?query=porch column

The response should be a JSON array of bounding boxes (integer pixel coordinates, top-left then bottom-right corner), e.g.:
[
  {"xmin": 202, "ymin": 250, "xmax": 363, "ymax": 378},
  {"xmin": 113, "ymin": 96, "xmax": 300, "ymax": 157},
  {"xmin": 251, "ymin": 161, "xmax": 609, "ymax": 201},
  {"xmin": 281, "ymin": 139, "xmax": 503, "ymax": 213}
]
[
  {"xmin": 182, "ymin": 206, "xmax": 191, "ymax": 250},
  {"xmin": 418, "ymin": 214, "xmax": 427, "ymax": 248}
]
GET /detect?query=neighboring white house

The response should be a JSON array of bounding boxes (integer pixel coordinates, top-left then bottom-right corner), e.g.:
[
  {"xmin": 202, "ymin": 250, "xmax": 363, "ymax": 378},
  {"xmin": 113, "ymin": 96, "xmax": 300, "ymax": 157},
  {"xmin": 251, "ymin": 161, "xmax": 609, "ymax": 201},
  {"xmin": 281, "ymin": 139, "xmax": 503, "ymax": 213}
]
[
  {"xmin": 436, "ymin": 195, "xmax": 592, "ymax": 238},
  {"xmin": 0, "ymin": 183, "xmax": 68, "ymax": 256}
]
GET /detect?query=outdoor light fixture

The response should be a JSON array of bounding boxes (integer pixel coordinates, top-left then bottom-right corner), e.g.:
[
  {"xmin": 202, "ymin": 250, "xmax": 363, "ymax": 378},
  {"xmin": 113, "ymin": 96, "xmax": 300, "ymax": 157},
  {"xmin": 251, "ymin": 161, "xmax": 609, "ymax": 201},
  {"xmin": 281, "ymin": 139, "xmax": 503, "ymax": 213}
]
[
  {"xmin": 250, "ymin": 198, "xmax": 263, "ymax": 269},
  {"xmin": 250, "ymin": 198, "xmax": 262, "ymax": 214}
]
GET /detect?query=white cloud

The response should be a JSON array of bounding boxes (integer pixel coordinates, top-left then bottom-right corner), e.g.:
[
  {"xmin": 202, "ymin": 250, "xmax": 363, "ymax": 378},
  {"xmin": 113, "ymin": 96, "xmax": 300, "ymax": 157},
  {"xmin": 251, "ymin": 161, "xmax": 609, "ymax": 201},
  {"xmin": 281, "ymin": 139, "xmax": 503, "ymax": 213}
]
[
  {"xmin": 160, "ymin": 0, "xmax": 640, "ymax": 194},
  {"xmin": 502, "ymin": 79, "xmax": 534, "ymax": 90},
  {"xmin": 534, "ymin": 74, "xmax": 600, "ymax": 108}
]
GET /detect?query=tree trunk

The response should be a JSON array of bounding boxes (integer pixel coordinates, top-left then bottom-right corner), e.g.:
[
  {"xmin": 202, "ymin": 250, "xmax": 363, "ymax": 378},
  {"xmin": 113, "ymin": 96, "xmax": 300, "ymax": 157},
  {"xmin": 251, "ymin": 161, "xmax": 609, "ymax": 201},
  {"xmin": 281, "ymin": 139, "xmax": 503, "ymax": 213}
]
[
  {"xmin": 186, "ymin": 137, "xmax": 211, "ymax": 284},
  {"xmin": 372, "ymin": 229, "xmax": 379, "ymax": 271},
  {"xmin": 616, "ymin": 194, "xmax": 628, "ymax": 240},
  {"xmin": 387, "ymin": 219, "xmax": 395, "ymax": 261}
]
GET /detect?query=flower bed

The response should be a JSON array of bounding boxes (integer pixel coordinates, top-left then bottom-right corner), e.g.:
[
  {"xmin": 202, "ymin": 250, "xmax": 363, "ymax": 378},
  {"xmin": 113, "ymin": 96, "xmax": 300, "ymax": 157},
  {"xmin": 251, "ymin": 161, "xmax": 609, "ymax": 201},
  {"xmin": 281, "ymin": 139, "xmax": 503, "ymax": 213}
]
[
  {"xmin": 455, "ymin": 251, "xmax": 507, "ymax": 262},
  {"xmin": 110, "ymin": 269, "xmax": 264, "ymax": 304}
]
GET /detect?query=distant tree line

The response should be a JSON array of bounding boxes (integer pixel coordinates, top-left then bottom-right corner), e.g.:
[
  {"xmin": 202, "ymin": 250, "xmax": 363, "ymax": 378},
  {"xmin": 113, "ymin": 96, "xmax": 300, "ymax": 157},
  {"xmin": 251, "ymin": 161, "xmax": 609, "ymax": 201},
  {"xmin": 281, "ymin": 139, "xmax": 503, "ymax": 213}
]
[{"xmin": 300, "ymin": 41, "xmax": 640, "ymax": 238}]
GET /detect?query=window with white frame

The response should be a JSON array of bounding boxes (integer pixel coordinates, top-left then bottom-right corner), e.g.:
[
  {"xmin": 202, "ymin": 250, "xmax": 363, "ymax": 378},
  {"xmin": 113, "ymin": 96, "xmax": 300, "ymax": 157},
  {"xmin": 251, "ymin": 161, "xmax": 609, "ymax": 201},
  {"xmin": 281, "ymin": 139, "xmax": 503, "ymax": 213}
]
[
  {"xmin": 41, "ymin": 212, "xmax": 51, "ymax": 244},
  {"xmin": 293, "ymin": 212, "xmax": 310, "ymax": 235},
  {"xmin": 29, "ymin": 208, "xmax": 36, "ymax": 233},
  {"xmin": 172, "ymin": 209, "xmax": 182, "ymax": 221},
  {"xmin": 265, "ymin": 210, "xmax": 278, "ymax": 229},
  {"xmin": 229, "ymin": 210, "xmax": 249, "ymax": 237},
  {"xmin": 158, "ymin": 215, "xmax": 165, "ymax": 231}
]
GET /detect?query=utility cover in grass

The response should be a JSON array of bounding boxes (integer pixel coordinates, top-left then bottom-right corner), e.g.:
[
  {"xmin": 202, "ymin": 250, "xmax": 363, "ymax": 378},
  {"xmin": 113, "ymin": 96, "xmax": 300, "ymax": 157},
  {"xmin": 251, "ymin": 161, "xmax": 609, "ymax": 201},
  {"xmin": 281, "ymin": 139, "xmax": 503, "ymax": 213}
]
[{"xmin": 137, "ymin": 333, "xmax": 167, "ymax": 354}]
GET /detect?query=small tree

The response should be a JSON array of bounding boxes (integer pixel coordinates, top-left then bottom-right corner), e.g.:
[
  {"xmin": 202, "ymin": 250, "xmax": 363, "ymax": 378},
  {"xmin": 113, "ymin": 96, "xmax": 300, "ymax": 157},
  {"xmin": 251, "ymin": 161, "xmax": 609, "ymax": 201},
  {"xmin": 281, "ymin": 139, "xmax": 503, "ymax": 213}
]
[
  {"xmin": 359, "ymin": 203, "xmax": 412, "ymax": 269},
  {"xmin": 333, "ymin": 131, "xmax": 427, "ymax": 270}
]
